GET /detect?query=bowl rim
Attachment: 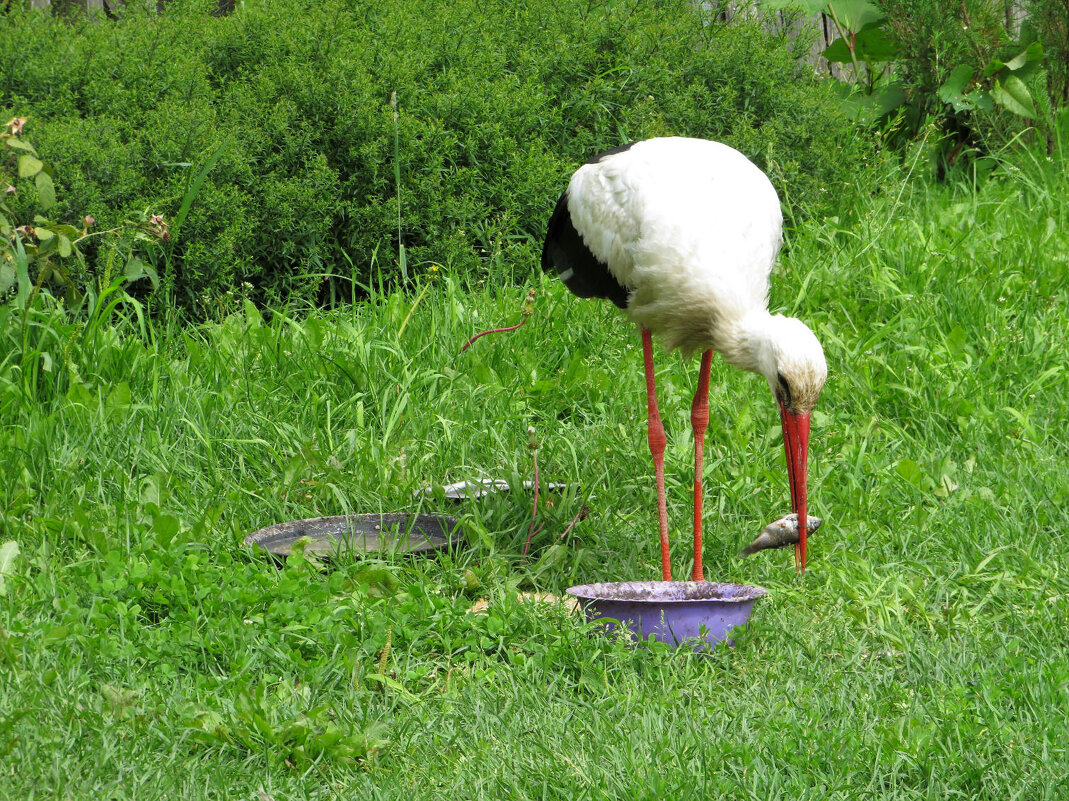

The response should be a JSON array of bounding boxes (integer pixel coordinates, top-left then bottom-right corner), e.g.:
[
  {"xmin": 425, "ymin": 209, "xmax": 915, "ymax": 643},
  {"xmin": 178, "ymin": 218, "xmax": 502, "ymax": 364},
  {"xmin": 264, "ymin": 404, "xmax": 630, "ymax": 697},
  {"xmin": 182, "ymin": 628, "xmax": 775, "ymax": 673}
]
[{"xmin": 565, "ymin": 580, "xmax": 768, "ymax": 604}]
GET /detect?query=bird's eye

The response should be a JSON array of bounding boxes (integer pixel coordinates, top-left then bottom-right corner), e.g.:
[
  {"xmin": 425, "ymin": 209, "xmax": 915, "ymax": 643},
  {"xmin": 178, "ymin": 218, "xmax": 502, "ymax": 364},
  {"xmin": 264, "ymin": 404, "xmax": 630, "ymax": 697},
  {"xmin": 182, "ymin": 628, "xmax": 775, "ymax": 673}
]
[{"xmin": 776, "ymin": 371, "xmax": 793, "ymax": 406}]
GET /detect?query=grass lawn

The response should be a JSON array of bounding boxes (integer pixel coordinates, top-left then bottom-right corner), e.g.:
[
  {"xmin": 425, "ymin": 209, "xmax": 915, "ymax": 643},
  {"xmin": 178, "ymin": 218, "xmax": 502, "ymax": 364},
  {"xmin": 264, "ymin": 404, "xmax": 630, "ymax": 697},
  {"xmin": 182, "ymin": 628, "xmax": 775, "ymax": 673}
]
[{"xmin": 2, "ymin": 152, "xmax": 1068, "ymax": 799}]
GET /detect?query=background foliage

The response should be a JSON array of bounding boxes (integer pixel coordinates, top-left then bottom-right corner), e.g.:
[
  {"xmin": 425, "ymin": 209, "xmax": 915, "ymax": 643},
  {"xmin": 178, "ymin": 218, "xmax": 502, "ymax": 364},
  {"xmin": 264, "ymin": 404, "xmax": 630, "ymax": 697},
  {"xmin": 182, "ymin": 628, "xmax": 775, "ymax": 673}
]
[
  {"xmin": 878, "ymin": 0, "xmax": 1058, "ymax": 151},
  {"xmin": 768, "ymin": 0, "xmax": 1069, "ymax": 171},
  {"xmin": 1024, "ymin": 0, "xmax": 1069, "ymax": 105},
  {"xmin": 0, "ymin": 0, "xmax": 866, "ymax": 312}
]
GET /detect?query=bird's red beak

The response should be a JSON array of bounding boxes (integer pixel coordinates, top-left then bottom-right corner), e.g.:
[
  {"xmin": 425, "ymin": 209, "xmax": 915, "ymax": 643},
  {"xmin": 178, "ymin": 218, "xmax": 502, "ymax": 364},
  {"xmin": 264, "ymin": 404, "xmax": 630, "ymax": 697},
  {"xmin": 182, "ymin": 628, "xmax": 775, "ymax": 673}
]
[{"xmin": 779, "ymin": 402, "xmax": 810, "ymax": 573}]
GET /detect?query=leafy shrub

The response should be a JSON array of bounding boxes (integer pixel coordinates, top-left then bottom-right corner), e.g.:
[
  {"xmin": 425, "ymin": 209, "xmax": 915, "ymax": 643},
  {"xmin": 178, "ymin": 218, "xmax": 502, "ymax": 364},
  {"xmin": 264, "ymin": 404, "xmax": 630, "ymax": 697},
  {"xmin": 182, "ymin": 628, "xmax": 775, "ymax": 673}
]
[
  {"xmin": 1024, "ymin": 0, "xmax": 1069, "ymax": 108},
  {"xmin": 1, "ymin": 0, "xmax": 868, "ymax": 313},
  {"xmin": 876, "ymin": 0, "xmax": 1059, "ymax": 159},
  {"xmin": 1, "ymin": 117, "xmax": 162, "ymax": 313},
  {"xmin": 767, "ymin": 0, "xmax": 1063, "ymax": 175}
]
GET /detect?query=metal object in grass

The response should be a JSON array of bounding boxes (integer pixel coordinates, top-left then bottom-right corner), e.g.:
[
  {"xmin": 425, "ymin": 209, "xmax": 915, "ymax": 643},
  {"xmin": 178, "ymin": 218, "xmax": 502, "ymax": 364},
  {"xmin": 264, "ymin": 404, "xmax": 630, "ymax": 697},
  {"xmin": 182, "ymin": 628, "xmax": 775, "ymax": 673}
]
[
  {"xmin": 566, "ymin": 581, "xmax": 767, "ymax": 650},
  {"xmin": 415, "ymin": 479, "xmax": 570, "ymax": 502},
  {"xmin": 244, "ymin": 513, "xmax": 461, "ymax": 558}
]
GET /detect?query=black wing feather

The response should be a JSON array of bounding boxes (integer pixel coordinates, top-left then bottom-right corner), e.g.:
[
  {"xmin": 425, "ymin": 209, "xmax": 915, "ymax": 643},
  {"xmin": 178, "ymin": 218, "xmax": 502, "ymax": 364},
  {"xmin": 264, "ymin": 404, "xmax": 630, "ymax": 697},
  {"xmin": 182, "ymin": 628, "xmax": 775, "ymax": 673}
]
[
  {"xmin": 541, "ymin": 143, "xmax": 639, "ymax": 310},
  {"xmin": 541, "ymin": 191, "xmax": 629, "ymax": 310}
]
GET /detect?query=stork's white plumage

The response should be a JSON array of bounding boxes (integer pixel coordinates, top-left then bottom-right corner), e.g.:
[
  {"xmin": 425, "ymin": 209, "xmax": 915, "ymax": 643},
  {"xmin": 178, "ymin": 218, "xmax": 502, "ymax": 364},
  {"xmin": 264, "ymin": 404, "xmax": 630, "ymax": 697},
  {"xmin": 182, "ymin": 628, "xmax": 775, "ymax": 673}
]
[{"xmin": 542, "ymin": 137, "xmax": 827, "ymax": 577}]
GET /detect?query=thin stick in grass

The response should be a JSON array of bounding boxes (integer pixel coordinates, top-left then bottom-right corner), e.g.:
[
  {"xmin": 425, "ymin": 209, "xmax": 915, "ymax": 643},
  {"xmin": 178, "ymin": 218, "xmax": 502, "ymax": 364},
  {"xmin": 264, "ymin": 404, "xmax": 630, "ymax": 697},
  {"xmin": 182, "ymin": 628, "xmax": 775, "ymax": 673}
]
[
  {"xmin": 557, "ymin": 504, "xmax": 589, "ymax": 543},
  {"xmin": 521, "ymin": 425, "xmax": 540, "ymax": 558},
  {"xmin": 460, "ymin": 288, "xmax": 536, "ymax": 353}
]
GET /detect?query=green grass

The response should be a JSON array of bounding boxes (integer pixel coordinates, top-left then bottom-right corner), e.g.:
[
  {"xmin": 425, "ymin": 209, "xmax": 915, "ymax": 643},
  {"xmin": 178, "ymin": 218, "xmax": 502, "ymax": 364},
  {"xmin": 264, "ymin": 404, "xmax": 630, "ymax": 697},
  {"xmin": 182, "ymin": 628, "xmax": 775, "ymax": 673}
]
[{"xmin": 2, "ymin": 150, "xmax": 1069, "ymax": 799}]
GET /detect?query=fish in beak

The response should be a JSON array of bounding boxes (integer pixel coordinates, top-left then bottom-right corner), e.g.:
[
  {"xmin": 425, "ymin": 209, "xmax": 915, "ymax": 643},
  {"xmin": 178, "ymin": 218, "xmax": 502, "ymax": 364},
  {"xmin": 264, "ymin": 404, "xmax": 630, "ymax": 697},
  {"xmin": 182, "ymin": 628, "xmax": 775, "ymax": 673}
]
[{"xmin": 740, "ymin": 513, "xmax": 823, "ymax": 557}]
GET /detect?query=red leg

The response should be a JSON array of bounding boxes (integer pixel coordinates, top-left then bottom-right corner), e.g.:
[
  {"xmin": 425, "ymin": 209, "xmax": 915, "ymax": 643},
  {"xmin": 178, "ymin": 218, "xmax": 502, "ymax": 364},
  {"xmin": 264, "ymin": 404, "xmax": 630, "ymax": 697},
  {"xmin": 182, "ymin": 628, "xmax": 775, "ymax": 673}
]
[
  {"xmin": 690, "ymin": 350, "xmax": 713, "ymax": 582},
  {"xmin": 641, "ymin": 328, "xmax": 671, "ymax": 582}
]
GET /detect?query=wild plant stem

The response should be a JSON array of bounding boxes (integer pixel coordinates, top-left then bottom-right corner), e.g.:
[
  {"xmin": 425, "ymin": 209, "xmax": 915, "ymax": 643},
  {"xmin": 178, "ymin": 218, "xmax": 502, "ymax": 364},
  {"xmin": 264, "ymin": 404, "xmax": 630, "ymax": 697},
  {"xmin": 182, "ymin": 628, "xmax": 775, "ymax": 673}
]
[
  {"xmin": 460, "ymin": 317, "xmax": 528, "ymax": 353},
  {"xmin": 397, "ymin": 278, "xmax": 431, "ymax": 338},
  {"xmin": 521, "ymin": 448, "xmax": 539, "ymax": 558},
  {"xmin": 391, "ymin": 91, "xmax": 406, "ymax": 281},
  {"xmin": 557, "ymin": 506, "xmax": 585, "ymax": 543}
]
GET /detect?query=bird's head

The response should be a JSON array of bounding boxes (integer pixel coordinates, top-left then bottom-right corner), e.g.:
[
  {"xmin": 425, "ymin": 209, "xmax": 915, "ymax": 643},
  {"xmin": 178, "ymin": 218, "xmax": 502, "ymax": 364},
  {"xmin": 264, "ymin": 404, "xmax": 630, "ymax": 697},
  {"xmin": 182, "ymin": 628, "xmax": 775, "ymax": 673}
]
[
  {"xmin": 752, "ymin": 314, "xmax": 827, "ymax": 572},
  {"xmin": 760, "ymin": 315, "xmax": 827, "ymax": 415}
]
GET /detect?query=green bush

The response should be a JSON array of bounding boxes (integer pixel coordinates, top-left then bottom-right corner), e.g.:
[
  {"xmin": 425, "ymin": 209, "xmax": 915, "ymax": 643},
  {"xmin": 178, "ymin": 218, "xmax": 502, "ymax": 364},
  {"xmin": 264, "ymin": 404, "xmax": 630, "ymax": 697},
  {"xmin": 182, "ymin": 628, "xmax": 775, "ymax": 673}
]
[
  {"xmin": 1024, "ymin": 0, "xmax": 1069, "ymax": 108},
  {"xmin": 877, "ymin": 0, "xmax": 1062, "ymax": 159},
  {"xmin": 1, "ymin": 0, "xmax": 869, "ymax": 313}
]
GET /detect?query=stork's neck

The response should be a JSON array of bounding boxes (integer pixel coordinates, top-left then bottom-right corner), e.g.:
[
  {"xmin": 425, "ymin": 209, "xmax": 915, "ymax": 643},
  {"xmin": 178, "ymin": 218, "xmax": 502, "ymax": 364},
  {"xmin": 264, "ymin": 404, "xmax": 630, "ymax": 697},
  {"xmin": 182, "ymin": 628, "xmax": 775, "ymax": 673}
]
[{"xmin": 719, "ymin": 310, "xmax": 780, "ymax": 382}]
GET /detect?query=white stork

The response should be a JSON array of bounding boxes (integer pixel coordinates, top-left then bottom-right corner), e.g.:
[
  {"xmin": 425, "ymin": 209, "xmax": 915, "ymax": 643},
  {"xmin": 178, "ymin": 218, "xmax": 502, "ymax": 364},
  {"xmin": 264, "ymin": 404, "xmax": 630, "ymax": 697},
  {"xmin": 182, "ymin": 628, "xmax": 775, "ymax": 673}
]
[{"xmin": 542, "ymin": 137, "xmax": 827, "ymax": 578}]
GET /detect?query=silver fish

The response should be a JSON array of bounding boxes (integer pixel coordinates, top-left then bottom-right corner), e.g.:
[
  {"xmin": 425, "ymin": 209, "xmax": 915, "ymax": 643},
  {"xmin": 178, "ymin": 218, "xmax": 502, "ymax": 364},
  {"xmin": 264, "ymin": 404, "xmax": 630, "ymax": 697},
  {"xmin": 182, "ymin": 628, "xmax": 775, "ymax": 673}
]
[{"xmin": 739, "ymin": 513, "xmax": 823, "ymax": 557}]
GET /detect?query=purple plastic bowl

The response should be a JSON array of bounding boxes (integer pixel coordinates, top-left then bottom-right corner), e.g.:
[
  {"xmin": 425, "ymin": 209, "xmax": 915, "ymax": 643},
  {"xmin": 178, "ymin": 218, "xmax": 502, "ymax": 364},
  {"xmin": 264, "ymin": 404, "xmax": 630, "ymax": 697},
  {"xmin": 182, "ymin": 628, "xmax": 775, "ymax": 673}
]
[{"xmin": 565, "ymin": 581, "xmax": 768, "ymax": 650}]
